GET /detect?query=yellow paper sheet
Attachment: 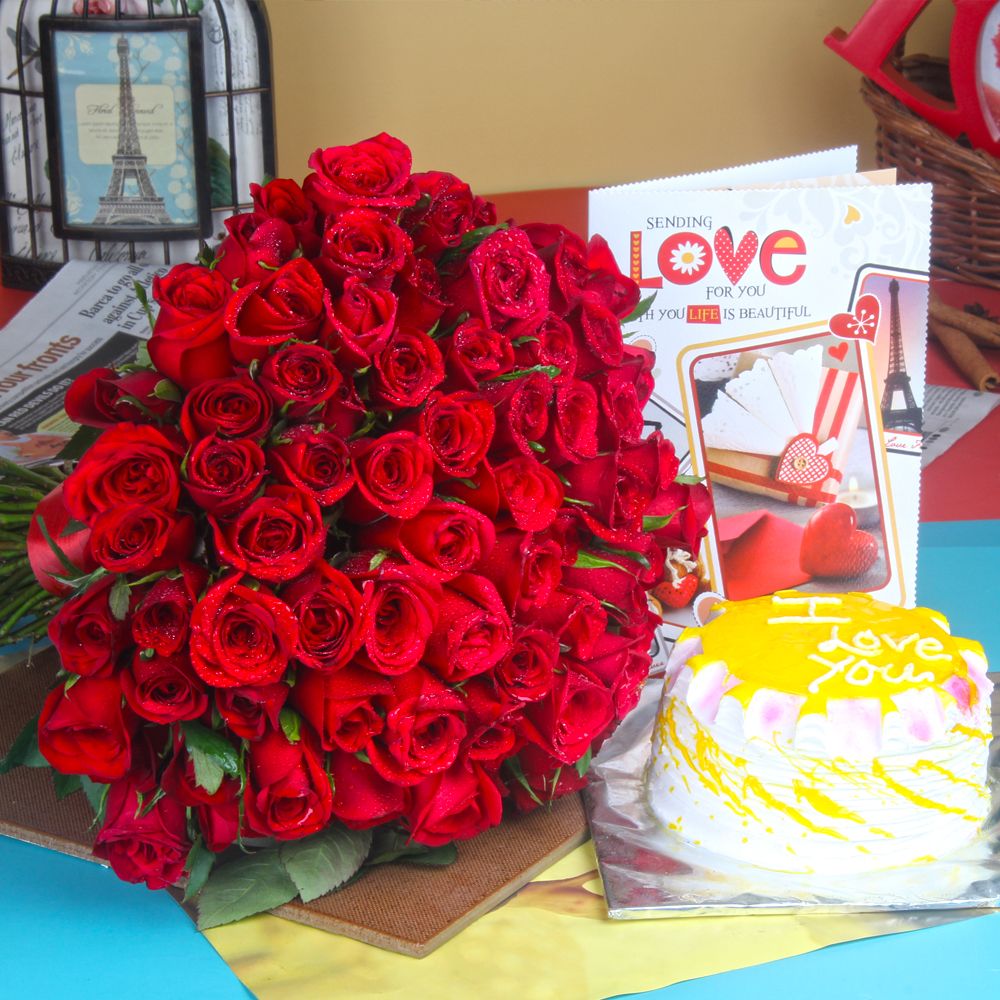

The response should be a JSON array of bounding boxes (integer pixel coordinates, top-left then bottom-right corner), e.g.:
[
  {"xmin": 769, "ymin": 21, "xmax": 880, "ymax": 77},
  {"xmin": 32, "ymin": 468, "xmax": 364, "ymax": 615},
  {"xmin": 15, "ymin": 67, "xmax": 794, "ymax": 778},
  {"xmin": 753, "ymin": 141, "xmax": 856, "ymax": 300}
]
[{"xmin": 205, "ymin": 840, "xmax": 976, "ymax": 1000}]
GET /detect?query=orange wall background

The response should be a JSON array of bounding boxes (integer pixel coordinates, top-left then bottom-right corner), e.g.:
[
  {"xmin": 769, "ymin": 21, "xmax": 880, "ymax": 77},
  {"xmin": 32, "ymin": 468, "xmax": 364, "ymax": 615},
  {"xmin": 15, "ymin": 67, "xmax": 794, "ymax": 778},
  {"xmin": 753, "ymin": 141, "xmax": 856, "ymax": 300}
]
[{"xmin": 265, "ymin": 0, "xmax": 954, "ymax": 191}]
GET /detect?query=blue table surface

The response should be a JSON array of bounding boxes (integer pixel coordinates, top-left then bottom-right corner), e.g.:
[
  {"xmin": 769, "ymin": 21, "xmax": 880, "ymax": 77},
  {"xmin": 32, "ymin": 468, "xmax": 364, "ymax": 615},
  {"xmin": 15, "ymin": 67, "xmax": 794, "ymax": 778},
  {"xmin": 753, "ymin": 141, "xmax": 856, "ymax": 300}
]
[{"xmin": 2, "ymin": 519, "xmax": 998, "ymax": 999}]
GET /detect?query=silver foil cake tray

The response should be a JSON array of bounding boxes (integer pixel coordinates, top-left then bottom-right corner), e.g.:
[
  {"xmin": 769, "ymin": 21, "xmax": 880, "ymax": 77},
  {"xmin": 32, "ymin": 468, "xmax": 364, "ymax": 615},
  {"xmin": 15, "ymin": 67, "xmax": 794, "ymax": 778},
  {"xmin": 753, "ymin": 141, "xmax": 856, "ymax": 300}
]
[{"xmin": 584, "ymin": 673, "xmax": 1000, "ymax": 919}]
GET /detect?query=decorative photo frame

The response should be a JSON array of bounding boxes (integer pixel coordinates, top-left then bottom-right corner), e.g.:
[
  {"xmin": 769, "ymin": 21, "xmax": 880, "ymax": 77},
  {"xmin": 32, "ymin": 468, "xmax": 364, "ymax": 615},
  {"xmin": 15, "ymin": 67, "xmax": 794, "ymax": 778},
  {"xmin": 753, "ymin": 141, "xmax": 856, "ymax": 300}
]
[{"xmin": 39, "ymin": 16, "xmax": 211, "ymax": 242}]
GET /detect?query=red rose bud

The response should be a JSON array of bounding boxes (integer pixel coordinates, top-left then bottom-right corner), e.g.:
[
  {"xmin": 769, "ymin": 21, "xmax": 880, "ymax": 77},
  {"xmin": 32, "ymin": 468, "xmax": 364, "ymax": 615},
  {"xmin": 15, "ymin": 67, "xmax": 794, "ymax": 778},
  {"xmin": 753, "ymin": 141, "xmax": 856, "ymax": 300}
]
[
  {"xmin": 180, "ymin": 375, "xmax": 273, "ymax": 443},
  {"xmin": 443, "ymin": 317, "xmax": 514, "ymax": 389},
  {"xmin": 257, "ymin": 342, "xmax": 343, "ymax": 418},
  {"xmin": 121, "ymin": 651, "xmax": 209, "ymax": 724},
  {"xmin": 323, "ymin": 275, "xmax": 397, "ymax": 367},
  {"xmin": 210, "ymin": 485, "xmax": 324, "ymax": 583},
  {"xmin": 213, "ymin": 213, "xmax": 298, "ymax": 286},
  {"xmin": 507, "ymin": 743, "xmax": 588, "ymax": 813},
  {"xmin": 567, "ymin": 626, "xmax": 656, "ymax": 722},
  {"xmin": 148, "ymin": 263, "xmax": 233, "ymax": 389},
  {"xmin": 584, "ymin": 233, "xmax": 641, "ymax": 319},
  {"xmin": 405, "ymin": 170, "xmax": 496, "ymax": 257},
  {"xmin": 189, "ymin": 574, "xmax": 298, "ymax": 688},
  {"xmin": 47, "ymin": 576, "xmax": 129, "ymax": 678},
  {"xmin": 465, "ymin": 717, "xmax": 519, "ymax": 765},
  {"xmin": 593, "ymin": 369, "xmax": 645, "ymax": 450},
  {"xmin": 525, "ymin": 586, "xmax": 607, "ymax": 660},
  {"xmin": 508, "ymin": 312, "xmax": 578, "ymax": 384},
  {"xmin": 244, "ymin": 727, "xmax": 333, "ymax": 841},
  {"xmin": 131, "ymin": 566, "xmax": 206, "ymax": 658},
  {"xmin": 366, "ymin": 667, "xmax": 467, "ymax": 786},
  {"xmin": 369, "ymin": 326, "xmax": 445, "ymax": 410},
  {"xmin": 357, "ymin": 500, "xmax": 495, "ymax": 582},
  {"xmin": 27, "ymin": 483, "xmax": 97, "ymax": 596},
  {"xmin": 495, "ymin": 626, "xmax": 560, "ymax": 705},
  {"xmin": 484, "ymin": 372, "xmax": 553, "ymax": 458},
  {"xmin": 479, "ymin": 528, "xmax": 563, "ymax": 613},
  {"xmin": 225, "ymin": 257, "xmax": 327, "ymax": 366},
  {"xmin": 88, "ymin": 505, "xmax": 194, "ymax": 575},
  {"xmin": 422, "ymin": 573, "xmax": 512, "ymax": 683},
  {"xmin": 63, "ymin": 423, "xmax": 185, "ymax": 525},
  {"xmin": 249, "ymin": 177, "xmax": 321, "ymax": 255},
  {"xmin": 521, "ymin": 222, "xmax": 594, "ymax": 315},
  {"xmin": 291, "ymin": 663, "xmax": 392, "ymax": 752},
  {"xmin": 303, "ymin": 132, "xmax": 417, "ymax": 215},
  {"xmin": 316, "ymin": 208, "xmax": 412, "ymax": 288},
  {"xmin": 93, "ymin": 778, "xmax": 190, "ymax": 890},
  {"xmin": 315, "ymin": 375, "xmax": 368, "ymax": 439},
  {"xmin": 361, "ymin": 565, "xmax": 439, "ymax": 675},
  {"xmin": 215, "ymin": 682, "xmax": 288, "ymax": 740},
  {"xmin": 196, "ymin": 799, "xmax": 243, "ymax": 854},
  {"xmin": 184, "ymin": 434, "xmax": 266, "ymax": 515},
  {"xmin": 327, "ymin": 749, "xmax": 406, "ymax": 830},
  {"xmin": 37, "ymin": 677, "xmax": 134, "ymax": 782},
  {"xmin": 268, "ymin": 425, "xmax": 354, "ymax": 506},
  {"xmin": 283, "ymin": 561, "xmax": 368, "ymax": 672},
  {"xmin": 64, "ymin": 368, "xmax": 178, "ymax": 428},
  {"xmin": 620, "ymin": 344, "xmax": 656, "ymax": 408},
  {"xmin": 395, "ymin": 256, "xmax": 447, "ymax": 331},
  {"xmin": 646, "ymin": 479, "xmax": 712, "ymax": 559},
  {"xmin": 419, "ymin": 391, "xmax": 494, "ymax": 478},
  {"xmin": 574, "ymin": 296, "xmax": 624, "ymax": 375},
  {"xmin": 405, "ymin": 761, "xmax": 504, "ymax": 847},
  {"xmin": 495, "ymin": 455, "xmax": 564, "ymax": 532},
  {"xmin": 543, "ymin": 379, "xmax": 599, "ymax": 465},
  {"xmin": 346, "ymin": 430, "xmax": 435, "ymax": 522},
  {"xmin": 447, "ymin": 227, "xmax": 550, "ymax": 329}
]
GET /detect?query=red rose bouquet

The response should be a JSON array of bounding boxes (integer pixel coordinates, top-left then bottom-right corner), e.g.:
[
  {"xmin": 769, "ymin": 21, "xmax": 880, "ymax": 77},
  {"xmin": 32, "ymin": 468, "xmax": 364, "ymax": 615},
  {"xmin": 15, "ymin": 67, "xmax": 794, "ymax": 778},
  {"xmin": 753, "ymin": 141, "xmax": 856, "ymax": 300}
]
[{"xmin": 0, "ymin": 133, "xmax": 711, "ymax": 927}]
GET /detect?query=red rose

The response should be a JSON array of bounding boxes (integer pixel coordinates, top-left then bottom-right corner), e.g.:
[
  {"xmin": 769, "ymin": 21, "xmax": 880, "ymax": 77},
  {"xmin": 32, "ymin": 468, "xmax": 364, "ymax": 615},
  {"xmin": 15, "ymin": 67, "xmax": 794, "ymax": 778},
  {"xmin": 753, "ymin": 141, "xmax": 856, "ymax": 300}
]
[
  {"xmin": 213, "ymin": 213, "xmax": 298, "ymax": 286},
  {"xmin": 268, "ymin": 425, "xmax": 355, "ymax": 506},
  {"xmin": 303, "ymin": 132, "xmax": 418, "ymax": 215},
  {"xmin": 291, "ymin": 663, "xmax": 391, "ymax": 751},
  {"xmin": 395, "ymin": 256, "xmax": 447, "ymax": 331},
  {"xmin": 495, "ymin": 455, "xmax": 564, "ymax": 532},
  {"xmin": 148, "ymin": 264, "xmax": 233, "ymax": 389},
  {"xmin": 361, "ymin": 565, "xmax": 439, "ymax": 675},
  {"xmin": 593, "ymin": 368, "xmax": 645, "ymax": 450},
  {"xmin": 27, "ymin": 483, "xmax": 97, "ymax": 596},
  {"xmin": 582, "ymin": 233, "xmax": 642, "ymax": 319},
  {"xmin": 315, "ymin": 376, "xmax": 367, "ymax": 438},
  {"xmin": 180, "ymin": 375, "xmax": 273, "ymax": 443},
  {"xmin": 225, "ymin": 258, "xmax": 327, "ymax": 365},
  {"xmin": 161, "ymin": 742, "xmax": 240, "ymax": 808},
  {"xmin": 509, "ymin": 312, "xmax": 578, "ymax": 384},
  {"xmin": 37, "ymin": 677, "xmax": 134, "ymax": 782},
  {"xmin": 419, "ymin": 391, "xmax": 495, "ymax": 477},
  {"xmin": 448, "ymin": 227, "xmax": 550, "ymax": 329},
  {"xmin": 405, "ymin": 761, "xmax": 504, "ymax": 847},
  {"xmin": 215, "ymin": 682, "xmax": 288, "ymax": 740},
  {"xmin": 317, "ymin": 209, "xmax": 411, "ymax": 288},
  {"xmin": 568, "ymin": 625, "xmax": 656, "ymax": 722},
  {"xmin": 189, "ymin": 574, "xmax": 299, "ymax": 688},
  {"xmin": 522, "ymin": 222, "xmax": 594, "ymax": 315},
  {"xmin": 244, "ymin": 728, "xmax": 333, "ymax": 840},
  {"xmin": 93, "ymin": 778, "xmax": 189, "ymax": 890},
  {"xmin": 327, "ymin": 749, "xmax": 405, "ymax": 830},
  {"xmin": 283, "ymin": 561, "xmax": 368, "ymax": 672},
  {"xmin": 479, "ymin": 528, "xmax": 563, "ymax": 613},
  {"xmin": 47, "ymin": 576, "xmax": 129, "ymax": 678},
  {"xmin": 257, "ymin": 342, "xmax": 343, "ymax": 418},
  {"xmin": 508, "ymin": 743, "xmax": 588, "ymax": 813},
  {"xmin": 369, "ymin": 326, "xmax": 445, "ymax": 410},
  {"xmin": 495, "ymin": 626, "xmax": 559, "ymax": 705},
  {"xmin": 485, "ymin": 372, "xmax": 553, "ymax": 458},
  {"xmin": 184, "ymin": 434, "xmax": 267, "ymax": 515},
  {"xmin": 250, "ymin": 177, "xmax": 321, "ymax": 255},
  {"xmin": 574, "ymin": 296, "xmax": 624, "ymax": 376},
  {"xmin": 63, "ymin": 423, "xmax": 185, "ymax": 525},
  {"xmin": 210, "ymin": 485, "xmax": 324, "ymax": 583},
  {"xmin": 121, "ymin": 651, "xmax": 209, "ymax": 724},
  {"xmin": 131, "ymin": 566, "xmax": 206, "ymax": 658},
  {"xmin": 367, "ymin": 667, "xmax": 467, "ymax": 785},
  {"xmin": 620, "ymin": 344, "xmax": 655, "ymax": 408},
  {"xmin": 196, "ymin": 799, "xmax": 243, "ymax": 853},
  {"xmin": 543, "ymin": 379, "xmax": 599, "ymax": 465},
  {"xmin": 525, "ymin": 586, "xmax": 607, "ymax": 660},
  {"xmin": 88, "ymin": 504, "xmax": 194, "ymax": 575},
  {"xmin": 443, "ymin": 317, "xmax": 514, "ymax": 389},
  {"xmin": 65, "ymin": 368, "xmax": 178, "ymax": 428},
  {"xmin": 405, "ymin": 170, "xmax": 496, "ymax": 257},
  {"xmin": 646, "ymin": 479, "xmax": 712, "ymax": 558},
  {"xmin": 423, "ymin": 574, "xmax": 512, "ymax": 683},
  {"xmin": 323, "ymin": 275, "xmax": 397, "ymax": 367},
  {"xmin": 357, "ymin": 499, "xmax": 495, "ymax": 582},
  {"xmin": 346, "ymin": 430, "xmax": 435, "ymax": 521}
]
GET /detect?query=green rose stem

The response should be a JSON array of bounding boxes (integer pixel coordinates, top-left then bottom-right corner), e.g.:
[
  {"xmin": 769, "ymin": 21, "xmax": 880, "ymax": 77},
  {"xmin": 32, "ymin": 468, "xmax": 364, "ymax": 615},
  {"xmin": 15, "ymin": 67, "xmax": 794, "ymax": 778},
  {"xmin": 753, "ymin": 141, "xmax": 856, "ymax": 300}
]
[
  {"xmin": 0, "ymin": 485, "xmax": 44, "ymax": 501},
  {"xmin": 0, "ymin": 588, "xmax": 51, "ymax": 640},
  {"xmin": 0, "ymin": 457, "xmax": 61, "ymax": 490},
  {"xmin": 0, "ymin": 503, "xmax": 41, "ymax": 514},
  {"xmin": 0, "ymin": 572, "xmax": 34, "ymax": 603}
]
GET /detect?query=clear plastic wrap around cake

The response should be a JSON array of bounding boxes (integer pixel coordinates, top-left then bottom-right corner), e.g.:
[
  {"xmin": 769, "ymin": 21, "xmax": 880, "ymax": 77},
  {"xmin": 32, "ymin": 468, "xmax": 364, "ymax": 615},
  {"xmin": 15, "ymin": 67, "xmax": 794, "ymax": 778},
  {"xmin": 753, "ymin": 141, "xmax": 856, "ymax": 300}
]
[{"xmin": 584, "ymin": 672, "xmax": 1000, "ymax": 919}]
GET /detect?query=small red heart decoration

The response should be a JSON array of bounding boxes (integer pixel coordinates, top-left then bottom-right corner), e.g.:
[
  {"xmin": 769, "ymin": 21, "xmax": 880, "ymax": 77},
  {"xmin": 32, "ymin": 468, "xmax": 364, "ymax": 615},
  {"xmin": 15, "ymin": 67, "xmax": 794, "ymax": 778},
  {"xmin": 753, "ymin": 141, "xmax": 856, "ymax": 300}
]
[
  {"xmin": 800, "ymin": 502, "xmax": 878, "ymax": 579},
  {"xmin": 828, "ymin": 293, "xmax": 880, "ymax": 343},
  {"xmin": 714, "ymin": 227, "xmax": 758, "ymax": 284},
  {"xmin": 828, "ymin": 342, "xmax": 849, "ymax": 362},
  {"xmin": 775, "ymin": 434, "xmax": 832, "ymax": 487}
]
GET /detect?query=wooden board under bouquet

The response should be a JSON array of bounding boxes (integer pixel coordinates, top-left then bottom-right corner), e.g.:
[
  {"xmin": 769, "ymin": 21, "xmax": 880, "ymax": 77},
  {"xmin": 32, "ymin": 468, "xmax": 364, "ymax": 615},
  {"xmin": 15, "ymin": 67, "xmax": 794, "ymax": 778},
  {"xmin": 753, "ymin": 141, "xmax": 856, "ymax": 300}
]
[{"xmin": 0, "ymin": 651, "xmax": 589, "ymax": 958}]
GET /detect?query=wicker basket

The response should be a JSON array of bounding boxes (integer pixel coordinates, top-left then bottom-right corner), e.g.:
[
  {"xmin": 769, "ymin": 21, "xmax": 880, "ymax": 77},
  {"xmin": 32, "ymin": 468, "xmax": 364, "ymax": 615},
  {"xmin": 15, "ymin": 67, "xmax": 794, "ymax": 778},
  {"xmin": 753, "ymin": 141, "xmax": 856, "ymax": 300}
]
[{"xmin": 862, "ymin": 55, "xmax": 1000, "ymax": 289}]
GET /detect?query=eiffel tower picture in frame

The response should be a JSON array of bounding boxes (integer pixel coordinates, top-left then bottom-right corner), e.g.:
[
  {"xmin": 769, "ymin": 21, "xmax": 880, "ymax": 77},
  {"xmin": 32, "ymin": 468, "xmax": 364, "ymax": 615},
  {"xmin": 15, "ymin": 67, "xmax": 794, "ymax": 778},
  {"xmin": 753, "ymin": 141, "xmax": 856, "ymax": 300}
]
[{"xmin": 38, "ymin": 15, "xmax": 211, "ymax": 243}]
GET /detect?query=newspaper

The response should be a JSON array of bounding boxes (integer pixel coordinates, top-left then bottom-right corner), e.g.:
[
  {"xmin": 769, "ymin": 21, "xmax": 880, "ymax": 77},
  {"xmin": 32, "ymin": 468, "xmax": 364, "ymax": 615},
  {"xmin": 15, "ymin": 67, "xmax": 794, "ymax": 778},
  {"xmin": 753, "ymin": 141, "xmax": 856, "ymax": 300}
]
[
  {"xmin": 0, "ymin": 261, "xmax": 166, "ymax": 466},
  {"xmin": 921, "ymin": 383, "xmax": 1000, "ymax": 467}
]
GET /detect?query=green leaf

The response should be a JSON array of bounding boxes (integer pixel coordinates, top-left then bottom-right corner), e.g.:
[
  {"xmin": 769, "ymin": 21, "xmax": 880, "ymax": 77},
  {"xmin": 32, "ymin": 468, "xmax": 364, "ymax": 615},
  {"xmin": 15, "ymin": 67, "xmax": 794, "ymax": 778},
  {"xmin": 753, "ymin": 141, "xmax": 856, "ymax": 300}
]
[
  {"xmin": 368, "ymin": 550, "xmax": 388, "ymax": 572},
  {"xmin": 183, "ymin": 837, "xmax": 216, "ymax": 904},
  {"xmin": 53, "ymin": 772, "xmax": 82, "ymax": 800},
  {"xmin": 621, "ymin": 291, "xmax": 657, "ymax": 324},
  {"xmin": 0, "ymin": 715, "xmax": 46, "ymax": 774},
  {"xmin": 80, "ymin": 776, "xmax": 109, "ymax": 819},
  {"xmin": 366, "ymin": 826, "xmax": 455, "ymax": 867},
  {"xmin": 109, "ymin": 576, "xmax": 131, "ymax": 621},
  {"xmin": 279, "ymin": 708, "xmax": 301, "ymax": 744},
  {"xmin": 152, "ymin": 379, "xmax": 181, "ymax": 402},
  {"xmin": 503, "ymin": 756, "xmax": 543, "ymax": 808},
  {"xmin": 674, "ymin": 474, "xmax": 704, "ymax": 485},
  {"xmin": 642, "ymin": 513, "xmax": 677, "ymax": 531},
  {"xmin": 572, "ymin": 551, "xmax": 629, "ymax": 572},
  {"xmin": 511, "ymin": 335, "xmax": 539, "ymax": 347},
  {"xmin": 133, "ymin": 339, "xmax": 152, "ymax": 368},
  {"xmin": 485, "ymin": 364, "xmax": 561, "ymax": 384},
  {"xmin": 574, "ymin": 747, "xmax": 593, "ymax": 779},
  {"xmin": 404, "ymin": 843, "xmax": 457, "ymax": 867},
  {"xmin": 527, "ymin": 440, "xmax": 546, "ymax": 454},
  {"xmin": 207, "ymin": 137, "xmax": 234, "ymax": 209},
  {"xmin": 181, "ymin": 722, "xmax": 240, "ymax": 796},
  {"xmin": 196, "ymin": 849, "xmax": 298, "ymax": 929},
  {"xmin": 593, "ymin": 542, "xmax": 651, "ymax": 571},
  {"xmin": 279, "ymin": 826, "xmax": 372, "ymax": 903}
]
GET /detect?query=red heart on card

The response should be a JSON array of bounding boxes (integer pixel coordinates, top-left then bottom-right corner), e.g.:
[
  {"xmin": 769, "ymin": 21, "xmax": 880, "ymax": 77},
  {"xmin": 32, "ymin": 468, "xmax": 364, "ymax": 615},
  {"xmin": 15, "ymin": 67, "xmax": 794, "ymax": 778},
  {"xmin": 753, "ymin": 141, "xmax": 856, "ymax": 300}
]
[
  {"xmin": 800, "ymin": 503, "xmax": 878, "ymax": 579},
  {"xmin": 828, "ymin": 293, "xmax": 880, "ymax": 343},
  {"xmin": 828, "ymin": 342, "xmax": 849, "ymax": 361},
  {"xmin": 775, "ymin": 434, "xmax": 832, "ymax": 486},
  {"xmin": 714, "ymin": 227, "xmax": 758, "ymax": 284}
]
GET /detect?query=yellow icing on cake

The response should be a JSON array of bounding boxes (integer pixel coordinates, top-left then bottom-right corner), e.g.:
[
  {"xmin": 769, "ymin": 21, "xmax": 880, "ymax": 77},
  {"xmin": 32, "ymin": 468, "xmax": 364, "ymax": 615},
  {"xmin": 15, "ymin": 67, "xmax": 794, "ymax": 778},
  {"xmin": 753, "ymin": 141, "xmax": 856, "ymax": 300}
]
[{"xmin": 683, "ymin": 591, "xmax": 984, "ymax": 713}]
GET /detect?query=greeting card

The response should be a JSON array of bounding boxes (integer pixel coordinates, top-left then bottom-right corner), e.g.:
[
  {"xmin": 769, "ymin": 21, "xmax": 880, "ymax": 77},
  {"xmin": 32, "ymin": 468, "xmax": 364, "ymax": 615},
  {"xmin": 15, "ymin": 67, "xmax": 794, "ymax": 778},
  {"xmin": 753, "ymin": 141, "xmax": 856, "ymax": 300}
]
[{"xmin": 590, "ymin": 152, "xmax": 930, "ymax": 635}]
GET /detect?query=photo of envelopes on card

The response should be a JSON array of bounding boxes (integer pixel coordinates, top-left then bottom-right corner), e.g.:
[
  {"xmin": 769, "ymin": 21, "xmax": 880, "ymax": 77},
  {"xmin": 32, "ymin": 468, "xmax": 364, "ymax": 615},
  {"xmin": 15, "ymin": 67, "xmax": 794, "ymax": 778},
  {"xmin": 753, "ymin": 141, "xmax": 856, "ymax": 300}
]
[{"xmin": 688, "ymin": 334, "xmax": 889, "ymax": 603}]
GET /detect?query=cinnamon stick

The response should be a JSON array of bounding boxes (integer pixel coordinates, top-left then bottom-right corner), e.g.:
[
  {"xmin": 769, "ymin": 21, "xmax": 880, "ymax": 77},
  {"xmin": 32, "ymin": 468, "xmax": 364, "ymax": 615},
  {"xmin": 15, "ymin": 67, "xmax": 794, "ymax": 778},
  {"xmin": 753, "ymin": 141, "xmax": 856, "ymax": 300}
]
[
  {"xmin": 928, "ymin": 318, "xmax": 1000, "ymax": 391},
  {"xmin": 928, "ymin": 297, "xmax": 1000, "ymax": 349}
]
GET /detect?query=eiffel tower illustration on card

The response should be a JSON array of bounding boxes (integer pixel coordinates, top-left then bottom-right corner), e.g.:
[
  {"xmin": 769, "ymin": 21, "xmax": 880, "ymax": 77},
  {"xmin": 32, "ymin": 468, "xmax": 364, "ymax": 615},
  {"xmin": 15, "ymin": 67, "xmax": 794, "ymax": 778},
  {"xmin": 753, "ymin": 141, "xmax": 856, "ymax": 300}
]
[{"xmin": 40, "ymin": 16, "xmax": 210, "ymax": 243}]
